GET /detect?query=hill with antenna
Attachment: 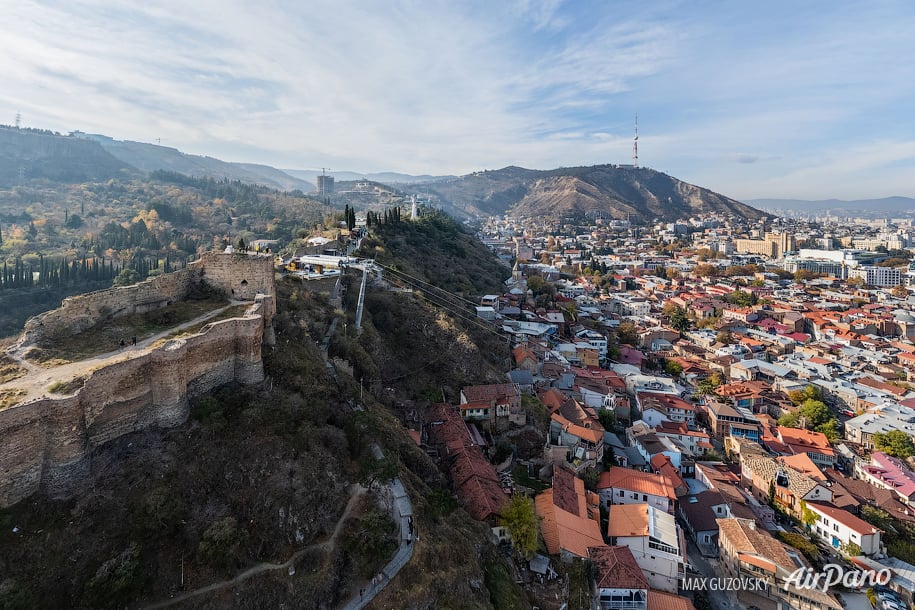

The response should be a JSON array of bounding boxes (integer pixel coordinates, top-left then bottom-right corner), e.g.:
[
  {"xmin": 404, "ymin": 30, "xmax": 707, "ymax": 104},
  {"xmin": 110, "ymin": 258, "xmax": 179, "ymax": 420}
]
[{"xmin": 410, "ymin": 164, "xmax": 769, "ymax": 222}]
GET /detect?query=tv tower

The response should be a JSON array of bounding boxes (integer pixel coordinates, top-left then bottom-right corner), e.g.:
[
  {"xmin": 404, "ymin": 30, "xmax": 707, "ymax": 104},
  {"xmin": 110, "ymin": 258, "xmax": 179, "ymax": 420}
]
[{"xmin": 632, "ymin": 114, "xmax": 638, "ymax": 168}]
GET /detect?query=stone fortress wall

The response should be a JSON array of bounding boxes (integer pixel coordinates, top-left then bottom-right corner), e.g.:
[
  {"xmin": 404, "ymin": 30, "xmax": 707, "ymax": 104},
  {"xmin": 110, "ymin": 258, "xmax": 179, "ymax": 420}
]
[
  {"xmin": 19, "ymin": 251, "xmax": 276, "ymax": 347},
  {"xmin": 0, "ymin": 252, "xmax": 277, "ymax": 507}
]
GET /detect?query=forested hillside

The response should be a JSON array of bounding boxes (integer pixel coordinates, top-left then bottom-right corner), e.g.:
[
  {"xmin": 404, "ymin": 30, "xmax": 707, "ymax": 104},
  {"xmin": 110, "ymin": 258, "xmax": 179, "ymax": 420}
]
[
  {"xmin": 0, "ymin": 213, "xmax": 525, "ymax": 609},
  {"xmin": 0, "ymin": 171, "xmax": 331, "ymax": 336}
]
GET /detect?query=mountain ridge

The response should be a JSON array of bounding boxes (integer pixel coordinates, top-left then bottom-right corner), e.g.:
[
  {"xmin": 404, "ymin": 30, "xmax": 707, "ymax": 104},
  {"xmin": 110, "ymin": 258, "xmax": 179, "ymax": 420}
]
[{"xmin": 410, "ymin": 164, "xmax": 769, "ymax": 222}]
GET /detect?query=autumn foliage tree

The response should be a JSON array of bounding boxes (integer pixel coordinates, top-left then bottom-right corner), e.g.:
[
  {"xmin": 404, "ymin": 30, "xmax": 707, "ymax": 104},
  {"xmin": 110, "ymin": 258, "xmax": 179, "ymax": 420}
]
[{"xmin": 501, "ymin": 495, "xmax": 539, "ymax": 559}]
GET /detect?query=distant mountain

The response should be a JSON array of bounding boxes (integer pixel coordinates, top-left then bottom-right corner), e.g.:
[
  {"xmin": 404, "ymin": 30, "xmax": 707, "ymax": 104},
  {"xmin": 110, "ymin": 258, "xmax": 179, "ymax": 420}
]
[
  {"xmin": 0, "ymin": 126, "xmax": 135, "ymax": 185},
  {"xmin": 410, "ymin": 164, "xmax": 768, "ymax": 222},
  {"xmin": 0, "ymin": 127, "xmax": 317, "ymax": 193},
  {"xmin": 86, "ymin": 136, "xmax": 315, "ymax": 192},
  {"xmin": 749, "ymin": 197, "xmax": 915, "ymax": 216},
  {"xmin": 282, "ymin": 169, "xmax": 452, "ymax": 184}
]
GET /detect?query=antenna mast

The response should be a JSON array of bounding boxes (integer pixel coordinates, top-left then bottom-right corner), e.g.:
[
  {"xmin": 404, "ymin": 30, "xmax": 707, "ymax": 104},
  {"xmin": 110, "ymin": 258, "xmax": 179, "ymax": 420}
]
[{"xmin": 632, "ymin": 114, "xmax": 639, "ymax": 168}]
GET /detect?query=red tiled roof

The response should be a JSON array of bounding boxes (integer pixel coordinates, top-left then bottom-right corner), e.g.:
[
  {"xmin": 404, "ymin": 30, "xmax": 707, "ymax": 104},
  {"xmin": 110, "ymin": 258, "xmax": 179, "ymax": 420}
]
[
  {"xmin": 597, "ymin": 467, "xmax": 676, "ymax": 500},
  {"xmin": 589, "ymin": 545, "xmax": 648, "ymax": 590},
  {"xmin": 807, "ymin": 502, "xmax": 882, "ymax": 535}
]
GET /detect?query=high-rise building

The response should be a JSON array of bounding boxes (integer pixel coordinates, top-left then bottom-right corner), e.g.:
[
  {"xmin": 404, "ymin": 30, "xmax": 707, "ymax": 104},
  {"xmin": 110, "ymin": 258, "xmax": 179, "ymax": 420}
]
[
  {"xmin": 848, "ymin": 266, "xmax": 902, "ymax": 287},
  {"xmin": 317, "ymin": 175, "xmax": 334, "ymax": 196}
]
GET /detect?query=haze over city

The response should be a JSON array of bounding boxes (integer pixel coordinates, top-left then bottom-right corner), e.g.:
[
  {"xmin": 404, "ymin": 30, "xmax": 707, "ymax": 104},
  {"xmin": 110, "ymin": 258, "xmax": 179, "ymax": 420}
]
[{"xmin": 2, "ymin": 0, "xmax": 914, "ymax": 200}]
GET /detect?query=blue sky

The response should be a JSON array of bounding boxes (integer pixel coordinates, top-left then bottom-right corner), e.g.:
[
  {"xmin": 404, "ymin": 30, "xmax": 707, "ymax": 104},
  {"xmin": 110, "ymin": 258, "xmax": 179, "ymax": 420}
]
[{"xmin": 2, "ymin": 0, "xmax": 914, "ymax": 200}]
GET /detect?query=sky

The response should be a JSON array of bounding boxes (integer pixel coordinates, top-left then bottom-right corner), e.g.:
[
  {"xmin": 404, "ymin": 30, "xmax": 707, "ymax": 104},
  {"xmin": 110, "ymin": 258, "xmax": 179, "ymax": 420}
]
[{"xmin": 2, "ymin": 0, "xmax": 915, "ymax": 201}]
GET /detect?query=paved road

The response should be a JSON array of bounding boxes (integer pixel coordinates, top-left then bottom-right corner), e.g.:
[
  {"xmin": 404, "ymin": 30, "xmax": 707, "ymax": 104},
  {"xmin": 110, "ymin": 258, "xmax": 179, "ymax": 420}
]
[
  {"xmin": 338, "ymin": 447, "xmax": 415, "ymax": 610},
  {"xmin": 685, "ymin": 539, "xmax": 740, "ymax": 610},
  {"xmin": 842, "ymin": 592, "xmax": 873, "ymax": 610}
]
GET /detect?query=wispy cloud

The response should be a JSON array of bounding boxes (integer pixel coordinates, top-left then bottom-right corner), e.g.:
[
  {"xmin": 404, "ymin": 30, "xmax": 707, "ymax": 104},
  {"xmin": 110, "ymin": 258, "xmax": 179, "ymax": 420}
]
[{"xmin": 1, "ymin": 0, "xmax": 914, "ymax": 199}]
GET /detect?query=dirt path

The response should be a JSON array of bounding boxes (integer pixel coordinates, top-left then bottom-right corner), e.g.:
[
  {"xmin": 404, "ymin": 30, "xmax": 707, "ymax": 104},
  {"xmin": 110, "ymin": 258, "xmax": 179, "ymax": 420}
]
[
  {"xmin": 0, "ymin": 303, "xmax": 241, "ymax": 404},
  {"xmin": 141, "ymin": 484, "xmax": 367, "ymax": 610}
]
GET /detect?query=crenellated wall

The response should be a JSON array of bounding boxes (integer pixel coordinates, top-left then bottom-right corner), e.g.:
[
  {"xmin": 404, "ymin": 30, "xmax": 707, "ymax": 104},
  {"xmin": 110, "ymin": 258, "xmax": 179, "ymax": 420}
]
[
  {"xmin": 18, "ymin": 252, "xmax": 276, "ymax": 347},
  {"xmin": 0, "ymin": 301, "xmax": 270, "ymax": 507},
  {"xmin": 0, "ymin": 252, "xmax": 277, "ymax": 507}
]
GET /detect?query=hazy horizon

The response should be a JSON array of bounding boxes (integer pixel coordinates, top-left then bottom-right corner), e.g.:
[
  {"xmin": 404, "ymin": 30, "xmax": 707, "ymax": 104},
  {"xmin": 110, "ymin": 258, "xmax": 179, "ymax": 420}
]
[{"xmin": 3, "ymin": 1, "xmax": 914, "ymax": 201}]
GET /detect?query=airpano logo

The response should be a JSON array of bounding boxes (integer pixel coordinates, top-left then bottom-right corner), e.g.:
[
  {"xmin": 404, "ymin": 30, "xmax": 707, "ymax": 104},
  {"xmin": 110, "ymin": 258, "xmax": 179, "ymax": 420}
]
[{"xmin": 784, "ymin": 565, "xmax": 891, "ymax": 592}]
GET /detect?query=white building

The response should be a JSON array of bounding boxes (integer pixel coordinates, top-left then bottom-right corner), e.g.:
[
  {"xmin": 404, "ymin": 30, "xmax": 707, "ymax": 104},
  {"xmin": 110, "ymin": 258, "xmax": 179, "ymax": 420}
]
[
  {"xmin": 575, "ymin": 328, "xmax": 608, "ymax": 359},
  {"xmin": 848, "ymin": 265, "xmax": 903, "ymax": 287},
  {"xmin": 607, "ymin": 503, "xmax": 685, "ymax": 593},
  {"xmin": 807, "ymin": 502, "xmax": 882, "ymax": 556}
]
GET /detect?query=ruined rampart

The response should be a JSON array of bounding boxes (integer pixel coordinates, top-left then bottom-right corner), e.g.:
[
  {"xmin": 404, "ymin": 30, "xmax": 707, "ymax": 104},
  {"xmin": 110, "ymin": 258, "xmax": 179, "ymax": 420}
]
[
  {"xmin": 0, "ymin": 252, "xmax": 278, "ymax": 507},
  {"xmin": 18, "ymin": 251, "xmax": 276, "ymax": 347},
  {"xmin": 0, "ymin": 300, "xmax": 270, "ymax": 507}
]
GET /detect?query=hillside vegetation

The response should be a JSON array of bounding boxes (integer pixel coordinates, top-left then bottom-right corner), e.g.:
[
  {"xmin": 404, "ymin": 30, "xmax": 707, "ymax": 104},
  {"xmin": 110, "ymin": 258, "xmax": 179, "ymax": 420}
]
[
  {"xmin": 0, "ymin": 168, "xmax": 331, "ymax": 336},
  {"xmin": 0, "ymin": 214, "xmax": 525, "ymax": 608}
]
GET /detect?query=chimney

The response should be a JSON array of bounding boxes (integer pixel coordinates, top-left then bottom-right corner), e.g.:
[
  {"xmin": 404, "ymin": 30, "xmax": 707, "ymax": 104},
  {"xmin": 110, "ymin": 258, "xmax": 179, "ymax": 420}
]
[{"xmin": 748, "ymin": 520, "xmax": 757, "ymax": 530}]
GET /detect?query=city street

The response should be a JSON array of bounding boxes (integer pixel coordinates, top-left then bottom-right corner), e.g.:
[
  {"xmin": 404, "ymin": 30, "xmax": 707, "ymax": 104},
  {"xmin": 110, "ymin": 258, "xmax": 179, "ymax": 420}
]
[{"xmin": 685, "ymin": 539, "xmax": 740, "ymax": 610}]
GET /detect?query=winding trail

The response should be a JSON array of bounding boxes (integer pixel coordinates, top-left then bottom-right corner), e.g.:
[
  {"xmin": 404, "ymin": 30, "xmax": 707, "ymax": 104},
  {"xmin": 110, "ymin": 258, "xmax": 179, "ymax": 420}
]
[
  {"xmin": 141, "ymin": 484, "xmax": 367, "ymax": 610},
  {"xmin": 337, "ymin": 446, "xmax": 415, "ymax": 610}
]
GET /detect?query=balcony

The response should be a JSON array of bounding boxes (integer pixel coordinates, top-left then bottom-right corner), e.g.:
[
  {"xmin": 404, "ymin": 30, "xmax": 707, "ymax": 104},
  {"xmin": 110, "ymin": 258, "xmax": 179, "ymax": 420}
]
[{"xmin": 599, "ymin": 598, "xmax": 647, "ymax": 610}]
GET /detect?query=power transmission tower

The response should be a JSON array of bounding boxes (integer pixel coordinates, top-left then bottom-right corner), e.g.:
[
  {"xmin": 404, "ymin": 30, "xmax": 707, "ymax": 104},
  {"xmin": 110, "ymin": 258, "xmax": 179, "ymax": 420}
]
[{"xmin": 14, "ymin": 112, "xmax": 21, "ymax": 129}]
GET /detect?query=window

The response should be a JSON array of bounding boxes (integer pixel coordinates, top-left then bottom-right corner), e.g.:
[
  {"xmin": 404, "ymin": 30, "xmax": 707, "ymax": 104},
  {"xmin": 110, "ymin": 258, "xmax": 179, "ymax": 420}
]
[
  {"xmin": 619, "ymin": 490, "xmax": 625, "ymax": 497},
  {"xmin": 643, "ymin": 494, "xmax": 648, "ymax": 501},
  {"xmin": 833, "ymin": 524, "xmax": 839, "ymax": 532}
]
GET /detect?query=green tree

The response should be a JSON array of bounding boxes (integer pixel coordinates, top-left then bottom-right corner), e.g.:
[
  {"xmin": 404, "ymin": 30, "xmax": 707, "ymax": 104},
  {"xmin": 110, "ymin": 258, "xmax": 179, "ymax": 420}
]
[
  {"xmin": 501, "ymin": 495, "xmax": 539, "ymax": 559},
  {"xmin": 799, "ymin": 500, "xmax": 818, "ymax": 528},
  {"xmin": 788, "ymin": 385, "xmax": 822, "ymax": 406},
  {"xmin": 815, "ymin": 419, "xmax": 840, "ymax": 442},
  {"xmin": 715, "ymin": 329, "xmax": 733, "ymax": 345},
  {"xmin": 725, "ymin": 289, "xmax": 756, "ymax": 306},
  {"xmin": 663, "ymin": 303, "xmax": 689, "ymax": 332},
  {"xmin": 841, "ymin": 541, "xmax": 862, "ymax": 557},
  {"xmin": 873, "ymin": 430, "xmax": 915, "ymax": 459},
  {"xmin": 664, "ymin": 360, "xmax": 683, "ymax": 377},
  {"xmin": 696, "ymin": 372, "xmax": 723, "ymax": 396},
  {"xmin": 616, "ymin": 321, "xmax": 639, "ymax": 346},
  {"xmin": 796, "ymin": 398, "xmax": 833, "ymax": 428},
  {"xmin": 359, "ymin": 453, "xmax": 398, "ymax": 491},
  {"xmin": 112, "ymin": 267, "xmax": 140, "ymax": 286}
]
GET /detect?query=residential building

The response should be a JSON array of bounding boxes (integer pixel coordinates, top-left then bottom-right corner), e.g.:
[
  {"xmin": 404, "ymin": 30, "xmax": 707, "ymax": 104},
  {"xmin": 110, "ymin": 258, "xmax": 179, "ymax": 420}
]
[
  {"xmin": 717, "ymin": 518, "xmax": 842, "ymax": 610},
  {"xmin": 535, "ymin": 465, "xmax": 605, "ymax": 561},
  {"xmin": 426, "ymin": 404, "xmax": 508, "ymax": 524},
  {"xmin": 588, "ymin": 545, "xmax": 649, "ymax": 610},
  {"xmin": 806, "ymin": 501, "xmax": 882, "ymax": 556},
  {"xmin": 849, "ymin": 265, "xmax": 903, "ymax": 287},
  {"xmin": 857, "ymin": 451, "xmax": 915, "ymax": 504},
  {"xmin": 741, "ymin": 453, "xmax": 833, "ymax": 520},
  {"xmin": 772, "ymin": 426, "xmax": 836, "ymax": 470},
  {"xmin": 596, "ymin": 467, "xmax": 676, "ymax": 513},
  {"xmin": 607, "ymin": 503, "xmax": 685, "ymax": 593},
  {"xmin": 636, "ymin": 392, "xmax": 697, "ymax": 427},
  {"xmin": 460, "ymin": 383, "xmax": 525, "ymax": 431},
  {"xmin": 706, "ymin": 399, "xmax": 762, "ymax": 442}
]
